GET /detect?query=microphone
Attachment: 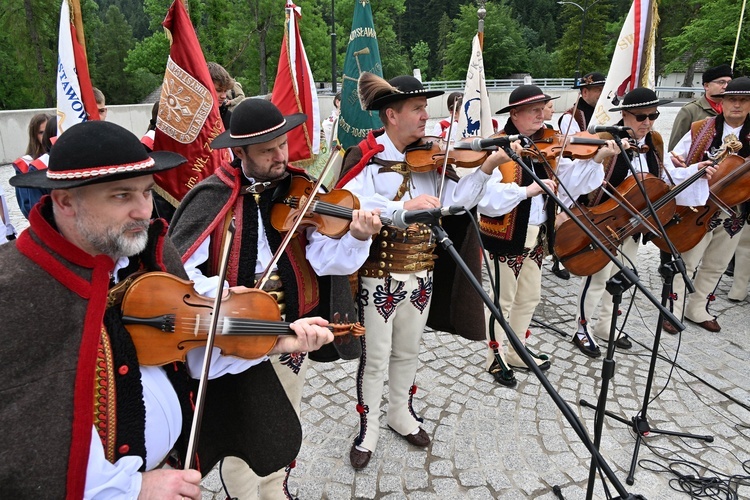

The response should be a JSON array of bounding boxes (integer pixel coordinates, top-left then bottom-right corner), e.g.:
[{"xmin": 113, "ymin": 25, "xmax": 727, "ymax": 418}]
[
  {"xmin": 588, "ymin": 124, "xmax": 632, "ymax": 134},
  {"xmin": 391, "ymin": 206, "xmax": 465, "ymax": 229},
  {"xmin": 454, "ymin": 135, "xmax": 524, "ymax": 151}
]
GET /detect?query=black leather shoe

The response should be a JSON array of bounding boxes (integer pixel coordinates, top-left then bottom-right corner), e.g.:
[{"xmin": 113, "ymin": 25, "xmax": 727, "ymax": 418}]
[
  {"xmin": 572, "ymin": 333, "xmax": 601, "ymax": 358},
  {"xmin": 390, "ymin": 426, "xmax": 430, "ymax": 447},
  {"xmin": 349, "ymin": 444, "xmax": 372, "ymax": 469},
  {"xmin": 551, "ymin": 258, "xmax": 571, "ymax": 280},
  {"xmin": 488, "ymin": 359, "xmax": 517, "ymax": 387},
  {"xmin": 615, "ymin": 334, "xmax": 632, "ymax": 349}
]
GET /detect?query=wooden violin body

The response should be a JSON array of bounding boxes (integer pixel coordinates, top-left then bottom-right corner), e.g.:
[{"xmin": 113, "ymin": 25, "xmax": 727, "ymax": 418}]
[
  {"xmin": 405, "ymin": 136, "xmax": 489, "ymax": 172},
  {"xmin": 554, "ymin": 174, "xmax": 675, "ymax": 276},
  {"xmin": 120, "ymin": 272, "xmax": 364, "ymax": 365},
  {"xmin": 650, "ymin": 154, "xmax": 750, "ymax": 253}
]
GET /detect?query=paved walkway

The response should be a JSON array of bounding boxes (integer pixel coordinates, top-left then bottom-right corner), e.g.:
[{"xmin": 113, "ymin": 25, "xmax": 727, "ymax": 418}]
[{"xmin": 2, "ymin": 107, "xmax": 749, "ymax": 498}]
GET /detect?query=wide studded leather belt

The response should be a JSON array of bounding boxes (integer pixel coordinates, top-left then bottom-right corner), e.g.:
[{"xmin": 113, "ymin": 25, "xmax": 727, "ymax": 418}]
[{"xmin": 360, "ymin": 224, "xmax": 437, "ymax": 278}]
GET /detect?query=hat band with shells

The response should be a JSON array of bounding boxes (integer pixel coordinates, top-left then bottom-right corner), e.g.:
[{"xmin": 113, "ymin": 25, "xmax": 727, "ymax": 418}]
[
  {"xmin": 511, "ymin": 94, "xmax": 549, "ymax": 107},
  {"xmin": 47, "ymin": 157, "xmax": 156, "ymax": 180},
  {"xmin": 229, "ymin": 119, "xmax": 287, "ymax": 140}
]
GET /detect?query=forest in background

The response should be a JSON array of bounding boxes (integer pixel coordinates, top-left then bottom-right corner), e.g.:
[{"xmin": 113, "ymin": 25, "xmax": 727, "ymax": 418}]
[{"xmin": 1, "ymin": 0, "xmax": 748, "ymax": 109}]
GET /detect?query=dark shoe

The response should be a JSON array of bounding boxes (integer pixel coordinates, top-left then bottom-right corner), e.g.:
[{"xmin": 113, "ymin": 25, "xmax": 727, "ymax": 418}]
[
  {"xmin": 572, "ymin": 333, "xmax": 601, "ymax": 358},
  {"xmin": 725, "ymin": 257, "xmax": 735, "ymax": 277},
  {"xmin": 551, "ymin": 258, "xmax": 571, "ymax": 280},
  {"xmin": 614, "ymin": 334, "xmax": 632, "ymax": 349},
  {"xmin": 662, "ymin": 319, "xmax": 678, "ymax": 335},
  {"xmin": 349, "ymin": 444, "xmax": 372, "ymax": 469},
  {"xmin": 390, "ymin": 426, "xmax": 430, "ymax": 447},
  {"xmin": 488, "ymin": 359, "xmax": 517, "ymax": 387},
  {"xmin": 688, "ymin": 317, "xmax": 721, "ymax": 332}
]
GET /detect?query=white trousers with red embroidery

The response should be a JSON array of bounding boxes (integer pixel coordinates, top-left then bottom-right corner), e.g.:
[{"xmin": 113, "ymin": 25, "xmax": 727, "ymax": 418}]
[{"xmin": 355, "ymin": 273, "xmax": 432, "ymax": 452}]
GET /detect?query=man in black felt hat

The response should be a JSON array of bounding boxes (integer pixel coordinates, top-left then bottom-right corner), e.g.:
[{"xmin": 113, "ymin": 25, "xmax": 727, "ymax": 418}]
[
  {"xmin": 476, "ymin": 84, "xmax": 605, "ymax": 384},
  {"xmin": 564, "ymin": 88, "xmax": 716, "ymax": 354},
  {"xmin": 559, "ymin": 71, "xmax": 607, "ymax": 136},
  {"xmin": 0, "ymin": 120, "xmax": 336, "ymax": 498},
  {"xmin": 336, "ymin": 72, "xmax": 513, "ymax": 469},
  {"xmin": 665, "ymin": 76, "xmax": 750, "ymax": 333},
  {"xmin": 168, "ymin": 97, "xmax": 382, "ymax": 498},
  {"xmin": 668, "ymin": 64, "xmax": 733, "ymax": 151}
]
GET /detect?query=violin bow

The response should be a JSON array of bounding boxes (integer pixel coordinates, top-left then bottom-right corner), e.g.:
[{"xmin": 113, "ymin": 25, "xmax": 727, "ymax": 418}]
[
  {"xmin": 255, "ymin": 145, "xmax": 341, "ymax": 291},
  {"xmin": 184, "ymin": 219, "xmax": 236, "ymax": 470},
  {"xmin": 436, "ymin": 104, "xmax": 459, "ymax": 204}
]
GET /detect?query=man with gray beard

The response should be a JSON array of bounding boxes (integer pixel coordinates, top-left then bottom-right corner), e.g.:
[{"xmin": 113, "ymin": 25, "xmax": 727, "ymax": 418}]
[{"xmin": 0, "ymin": 121, "xmax": 335, "ymax": 499}]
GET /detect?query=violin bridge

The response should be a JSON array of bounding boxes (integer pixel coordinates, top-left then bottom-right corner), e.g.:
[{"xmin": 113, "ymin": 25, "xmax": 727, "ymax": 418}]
[{"xmin": 193, "ymin": 314, "xmax": 200, "ymax": 337}]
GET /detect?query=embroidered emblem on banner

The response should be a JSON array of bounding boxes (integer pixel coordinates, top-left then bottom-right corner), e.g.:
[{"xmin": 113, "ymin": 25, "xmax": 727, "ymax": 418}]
[{"xmin": 157, "ymin": 56, "xmax": 213, "ymax": 144}]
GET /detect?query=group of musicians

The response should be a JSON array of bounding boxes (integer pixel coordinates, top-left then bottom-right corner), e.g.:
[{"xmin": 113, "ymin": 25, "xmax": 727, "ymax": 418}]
[{"xmin": 2, "ymin": 64, "xmax": 748, "ymax": 498}]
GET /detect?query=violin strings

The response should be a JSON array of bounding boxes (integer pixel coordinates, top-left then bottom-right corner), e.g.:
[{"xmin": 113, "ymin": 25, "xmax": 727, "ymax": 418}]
[{"xmin": 172, "ymin": 317, "xmax": 341, "ymax": 336}]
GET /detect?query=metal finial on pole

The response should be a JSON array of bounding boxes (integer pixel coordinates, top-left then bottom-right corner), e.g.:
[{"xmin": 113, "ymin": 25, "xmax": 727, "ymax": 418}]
[{"xmin": 477, "ymin": 0, "xmax": 486, "ymax": 48}]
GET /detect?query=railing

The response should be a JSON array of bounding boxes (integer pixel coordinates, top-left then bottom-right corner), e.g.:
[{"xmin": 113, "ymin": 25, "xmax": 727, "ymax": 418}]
[{"xmin": 317, "ymin": 79, "xmax": 705, "ymax": 96}]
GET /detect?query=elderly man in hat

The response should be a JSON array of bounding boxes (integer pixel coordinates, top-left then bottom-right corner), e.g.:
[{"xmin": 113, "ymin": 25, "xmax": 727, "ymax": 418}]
[
  {"xmin": 668, "ymin": 64, "xmax": 733, "ymax": 152},
  {"xmin": 336, "ymin": 72, "xmax": 512, "ymax": 469},
  {"xmin": 559, "ymin": 71, "xmax": 607, "ymax": 136},
  {"xmin": 0, "ymin": 121, "xmax": 335, "ymax": 498},
  {"xmin": 665, "ymin": 76, "xmax": 750, "ymax": 332},
  {"xmin": 168, "ymin": 97, "xmax": 381, "ymax": 498},
  {"xmin": 565, "ymin": 88, "xmax": 716, "ymax": 355},
  {"xmin": 477, "ymin": 84, "xmax": 605, "ymax": 385}
]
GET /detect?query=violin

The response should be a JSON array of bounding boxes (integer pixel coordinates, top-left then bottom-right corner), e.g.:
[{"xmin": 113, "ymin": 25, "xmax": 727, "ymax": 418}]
[
  {"xmin": 650, "ymin": 154, "xmax": 750, "ymax": 253},
  {"xmin": 404, "ymin": 136, "xmax": 490, "ymax": 172},
  {"xmin": 270, "ymin": 175, "xmax": 392, "ymax": 238},
  {"xmin": 520, "ymin": 129, "xmax": 649, "ymax": 161},
  {"xmin": 120, "ymin": 272, "xmax": 365, "ymax": 366}
]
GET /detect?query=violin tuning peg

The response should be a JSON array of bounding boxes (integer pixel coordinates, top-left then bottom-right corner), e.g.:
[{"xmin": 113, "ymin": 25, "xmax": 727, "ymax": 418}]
[
  {"xmin": 344, "ymin": 312, "xmax": 350, "ymax": 324},
  {"xmin": 333, "ymin": 312, "xmax": 341, "ymax": 324}
]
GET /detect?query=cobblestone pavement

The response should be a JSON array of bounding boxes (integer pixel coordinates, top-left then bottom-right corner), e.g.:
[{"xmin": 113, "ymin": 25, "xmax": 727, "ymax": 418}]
[{"xmin": 2, "ymin": 107, "xmax": 749, "ymax": 498}]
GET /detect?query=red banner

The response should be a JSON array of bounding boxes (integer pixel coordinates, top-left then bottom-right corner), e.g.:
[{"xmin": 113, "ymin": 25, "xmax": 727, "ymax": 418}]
[
  {"xmin": 153, "ymin": 0, "xmax": 229, "ymax": 204},
  {"xmin": 271, "ymin": 2, "xmax": 320, "ymax": 163}
]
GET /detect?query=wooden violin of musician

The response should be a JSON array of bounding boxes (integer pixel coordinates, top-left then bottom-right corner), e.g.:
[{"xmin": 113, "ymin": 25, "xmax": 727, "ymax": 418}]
[
  {"xmin": 270, "ymin": 175, "xmax": 393, "ymax": 238},
  {"xmin": 404, "ymin": 136, "xmax": 490, "ymax": 172},
  {"xmin": 120, "ymin": 272, "xmax": 365, "ymax": 366}
]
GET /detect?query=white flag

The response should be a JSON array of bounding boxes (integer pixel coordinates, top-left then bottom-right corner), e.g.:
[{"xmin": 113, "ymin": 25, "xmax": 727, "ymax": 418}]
[
  {"xmin": 456, "ymin": 34, "xmax": 494, "ymax": 140},
  {"xmin": 590, "ymin": 0, "xmax": 658, "ymax": 127}
]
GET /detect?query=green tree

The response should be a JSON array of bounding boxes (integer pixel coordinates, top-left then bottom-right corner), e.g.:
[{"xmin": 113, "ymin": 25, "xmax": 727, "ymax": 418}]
[
  {"xmin": 555, "ymin": 0, "xmax": 613, "ymax": 79},
  {"xmin": 442, "ymin": 1, "xmax": 529, "ymax": 80},
  {"xmin": 663, "ymin": 0, "xmax": 750, "ymax": 75},
  {"xmin": 411, "ymin": 40, "xmax": 430, "ymax": 80}
]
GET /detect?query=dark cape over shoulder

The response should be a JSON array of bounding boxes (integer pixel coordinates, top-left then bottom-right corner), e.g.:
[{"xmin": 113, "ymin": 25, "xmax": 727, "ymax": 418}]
[{"xmin": 0, "ymin": 199, "xmax": 186, "ymax": 498}]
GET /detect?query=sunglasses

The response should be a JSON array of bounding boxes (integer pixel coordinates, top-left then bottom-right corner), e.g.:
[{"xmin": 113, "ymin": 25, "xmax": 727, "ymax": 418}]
[{"xmin": 625, "ymin": 110, "xmax": 660, "ymax": 122}]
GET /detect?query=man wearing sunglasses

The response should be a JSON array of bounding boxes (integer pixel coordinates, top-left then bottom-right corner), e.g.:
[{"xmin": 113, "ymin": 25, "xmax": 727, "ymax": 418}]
[
  {"xmin": 565, "ymin": 88, "xmax": 716, "ymax": 357},
  {"xmin": 668, "ymin": 64, "xmax": 733, "ymax": 152},
  {"xmin": 665, "ymin": 76, "xmax": 750, "ymax": 333}
]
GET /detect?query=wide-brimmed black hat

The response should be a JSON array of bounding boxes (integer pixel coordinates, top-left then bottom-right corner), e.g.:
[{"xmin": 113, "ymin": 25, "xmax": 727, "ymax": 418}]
[
  {"xmin": 702, "ymin": 64, "xmax": 733, "ymax": 85},
  {"xmin": 574, "ymin": 72, "xmax": 606, "ymax": 89},
  {"xmin": 496, "ymin": 85, "xmax": 559, "ymax": 114},
  {"xmin": 211, "ymin": 98, "xmax": 306, "ymax": 149},
  {"xmin": 711, "ymin": 76, "xmax": 750, "ymax": 99},
  {"xmin": 608, "ymin": 87, "xmax": 672, "ymax": 111},
  {"xmin": 364, "ymin": 75, "xmax": 444, "ymax": 111},
  {"xmin": 9, "ymin": 120, "xmax": 186, "ymax": 190}
]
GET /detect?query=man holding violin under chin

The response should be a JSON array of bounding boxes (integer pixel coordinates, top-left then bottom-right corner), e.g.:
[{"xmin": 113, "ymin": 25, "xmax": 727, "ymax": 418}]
[
  {"xmin": 0, "ymin": 121, "xmax": 336, "ymax": 499},
  {"xmin": 561, "ymin": 87, "xmax": 716, "ymax": 357},
  {"xmin": 336, "ymin": 72, "xmax": 513, "ymax": 470},
  {"xmin": 477, "ymin": 84, "xmax": 609, "ymax": 386},
  {"xmin": 168, "ymin": 97, "xmax": 382, "ymax": 499}
]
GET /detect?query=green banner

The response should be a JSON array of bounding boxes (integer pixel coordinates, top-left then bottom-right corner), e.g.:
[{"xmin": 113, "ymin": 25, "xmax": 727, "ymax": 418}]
[{"xmin": 338, "ymin": 0, "xmax": 383, "ymax": 150}]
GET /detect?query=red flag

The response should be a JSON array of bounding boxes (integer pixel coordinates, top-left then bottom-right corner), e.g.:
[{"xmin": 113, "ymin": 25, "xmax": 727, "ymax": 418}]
[
  {"xmin": 271, "ymin": 1, "xmax": 320, "ymax": 163},
  {"xmin": 153, "ymin": 0, "xmax": 229, "ymax": 205}
]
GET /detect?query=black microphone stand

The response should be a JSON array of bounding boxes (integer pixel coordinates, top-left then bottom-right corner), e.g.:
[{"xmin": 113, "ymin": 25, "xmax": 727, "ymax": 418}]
[
  {"xmin": 425, "ymin": 215, "xmax": 642, "ymax": 500},
  {"xmin": 499, "ymin": 143, "xmax": 688, "ymax": 498},
  {"xmin": 577, "ymin": 134, "xmax": 713, "ymax": 489}
]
